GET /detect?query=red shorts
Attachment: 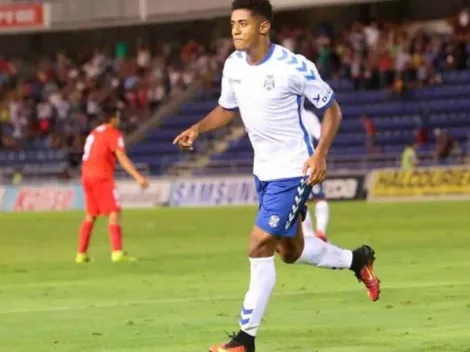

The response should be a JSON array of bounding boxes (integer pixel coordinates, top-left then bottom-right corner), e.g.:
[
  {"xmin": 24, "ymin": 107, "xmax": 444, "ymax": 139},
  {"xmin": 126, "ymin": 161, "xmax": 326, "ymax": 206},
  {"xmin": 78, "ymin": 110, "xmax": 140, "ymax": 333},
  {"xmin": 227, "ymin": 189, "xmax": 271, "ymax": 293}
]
[{"xmin": 82, "ymin": 178, "xmax": 121, "ymax": 216}]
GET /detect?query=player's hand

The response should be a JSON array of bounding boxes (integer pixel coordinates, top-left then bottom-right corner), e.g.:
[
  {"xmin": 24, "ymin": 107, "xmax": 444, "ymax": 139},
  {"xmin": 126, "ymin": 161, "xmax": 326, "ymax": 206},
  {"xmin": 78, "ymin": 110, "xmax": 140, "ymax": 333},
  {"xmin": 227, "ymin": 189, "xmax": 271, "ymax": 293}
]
[
  {"xmin": 173, "ymin": 125, "xmax": 200, "ymax": 151},
  {"xmin": 303, "ymin": 152, "xmax": 327, "ymax": 185},
  {"xmin": 137, "ymin": 176, "xmax": 149, "ymax": 190}
]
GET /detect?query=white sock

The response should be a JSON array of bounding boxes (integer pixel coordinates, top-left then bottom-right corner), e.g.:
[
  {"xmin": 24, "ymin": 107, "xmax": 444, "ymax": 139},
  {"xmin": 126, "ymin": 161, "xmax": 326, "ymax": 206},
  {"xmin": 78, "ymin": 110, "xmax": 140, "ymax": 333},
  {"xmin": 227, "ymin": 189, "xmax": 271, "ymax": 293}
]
[
  {"xmin": 302, "ymin": 210, "xmax": 316, "ymax": 237},
  {"xmin": 315, "ymin": 200, "xmax": 329, "ymax": 234},
  {"xmin": 295, "ymin": 236, "xmax": 352, "ymax": 269},
  {"xmin": 239, "ymin": 256, "xmax": 276, "ymax": 337}
]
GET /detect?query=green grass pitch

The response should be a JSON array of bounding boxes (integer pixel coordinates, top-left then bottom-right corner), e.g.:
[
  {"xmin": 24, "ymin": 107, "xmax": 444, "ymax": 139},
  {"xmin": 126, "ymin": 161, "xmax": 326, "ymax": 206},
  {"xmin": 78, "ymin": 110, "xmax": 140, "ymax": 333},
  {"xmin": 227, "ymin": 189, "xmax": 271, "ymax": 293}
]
[{"xmin": 0, "ymin": 201, "xmax": 469, "ymax": 352}]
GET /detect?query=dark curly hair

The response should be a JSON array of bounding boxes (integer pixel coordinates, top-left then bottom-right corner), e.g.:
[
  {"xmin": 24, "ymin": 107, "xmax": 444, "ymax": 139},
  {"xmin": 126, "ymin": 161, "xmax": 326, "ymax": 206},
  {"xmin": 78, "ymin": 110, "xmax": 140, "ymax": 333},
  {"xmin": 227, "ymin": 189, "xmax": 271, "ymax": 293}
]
[{"xmin": 231, "ymin": 0, "xmax": 273, "ymax": 22}]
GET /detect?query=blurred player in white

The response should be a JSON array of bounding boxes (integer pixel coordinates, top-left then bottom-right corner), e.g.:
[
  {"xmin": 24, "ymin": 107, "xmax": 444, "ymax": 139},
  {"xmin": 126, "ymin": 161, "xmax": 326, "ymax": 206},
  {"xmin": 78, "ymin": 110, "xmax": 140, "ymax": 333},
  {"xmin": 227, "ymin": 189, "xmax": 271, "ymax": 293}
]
[
  {"xmin": 302, "ymin": 109, "xmax": 330, "ymax": 242},
  {"xmin": 174, "ymin": 1, "xmax": 380, "ymax": 351}
]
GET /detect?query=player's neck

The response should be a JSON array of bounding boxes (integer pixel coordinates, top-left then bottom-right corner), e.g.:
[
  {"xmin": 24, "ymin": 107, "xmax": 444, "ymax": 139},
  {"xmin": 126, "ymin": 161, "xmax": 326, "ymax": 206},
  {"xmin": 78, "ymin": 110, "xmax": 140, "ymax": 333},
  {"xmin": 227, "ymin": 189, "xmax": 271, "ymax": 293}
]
[{"xmin": 246, "ymin": 40, "xmax": 272, "ymax": 65}]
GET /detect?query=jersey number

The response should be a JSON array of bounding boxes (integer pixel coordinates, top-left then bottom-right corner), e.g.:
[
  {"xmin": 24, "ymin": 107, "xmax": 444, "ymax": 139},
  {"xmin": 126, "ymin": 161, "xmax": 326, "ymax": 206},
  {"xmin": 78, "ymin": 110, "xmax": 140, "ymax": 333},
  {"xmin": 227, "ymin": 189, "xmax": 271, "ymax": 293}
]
[{"xmin": 82, "ymin": 135, "xmax": 95, "ymax": 161}]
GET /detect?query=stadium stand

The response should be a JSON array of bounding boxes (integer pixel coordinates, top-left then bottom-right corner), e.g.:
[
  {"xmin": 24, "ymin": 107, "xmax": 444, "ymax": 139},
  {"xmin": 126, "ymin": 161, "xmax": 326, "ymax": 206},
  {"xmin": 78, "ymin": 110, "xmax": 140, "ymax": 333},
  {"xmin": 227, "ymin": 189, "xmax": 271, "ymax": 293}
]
[{"xmin": 0, "ymin": 2, "xmax": 469, "ymax": 180}]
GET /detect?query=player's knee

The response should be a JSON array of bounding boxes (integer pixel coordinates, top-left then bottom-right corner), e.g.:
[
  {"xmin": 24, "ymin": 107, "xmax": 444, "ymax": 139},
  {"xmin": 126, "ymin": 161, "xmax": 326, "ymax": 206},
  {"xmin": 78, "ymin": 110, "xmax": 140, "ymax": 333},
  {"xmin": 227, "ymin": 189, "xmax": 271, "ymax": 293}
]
[
  {"xmin": 276, "ymin": 246, "xmax": 301, "ymax": 264},
  {"xmin": 248, "ymin": 227, "xmax": 276, "ymax": 258},
  {"xmin": 108, "ymin": 211, "xmax": 121, "ymax": 226},
  {"xmin": 85, "ymin": 214, "xmax": 96, "ymax": 223}
]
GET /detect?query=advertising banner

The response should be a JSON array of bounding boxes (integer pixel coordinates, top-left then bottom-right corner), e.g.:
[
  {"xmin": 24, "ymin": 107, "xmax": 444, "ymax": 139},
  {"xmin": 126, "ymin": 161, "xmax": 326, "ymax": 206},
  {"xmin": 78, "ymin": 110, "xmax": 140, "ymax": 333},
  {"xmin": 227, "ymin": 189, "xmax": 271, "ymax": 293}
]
[
  {"xmin": 318, "ymin": 175, "xmax": 366, "ymax": 201},
  {"xmin": 168, "ymin": 176, "xmax": 258, "ymax": 207},
  {"xmin": 0, "ymin": 184, "xmax": 84, "ymax": 212},
  {"xmin": 168, "ymin": 174, "xmax": 366, "ymax": 207},
  {"xmin": 115, "ymin": 179, "xmax": 171, "ymax": 208},
  {"xmin": 368, "ymin": 166, "xmax": 470, "ymax": 201},
  {"xmin": 0, "ymin": 3, "xmax": 50, "ymax": 31}
]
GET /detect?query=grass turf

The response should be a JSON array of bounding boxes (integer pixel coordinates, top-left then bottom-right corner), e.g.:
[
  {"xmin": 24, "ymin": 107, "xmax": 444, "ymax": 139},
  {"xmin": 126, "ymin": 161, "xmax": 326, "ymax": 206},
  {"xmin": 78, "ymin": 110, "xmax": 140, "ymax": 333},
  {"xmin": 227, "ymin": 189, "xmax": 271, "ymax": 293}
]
[{"xmin": 0, "ymin": 201, "xmax": 469, "ymax": 352}]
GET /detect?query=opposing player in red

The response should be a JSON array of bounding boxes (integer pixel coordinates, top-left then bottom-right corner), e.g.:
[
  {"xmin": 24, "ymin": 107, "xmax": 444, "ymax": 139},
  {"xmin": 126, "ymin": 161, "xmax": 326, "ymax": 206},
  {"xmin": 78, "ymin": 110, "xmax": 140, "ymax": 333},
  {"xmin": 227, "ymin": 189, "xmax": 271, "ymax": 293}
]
[{"xmin": 76, "ymin": 107, "xmax": 149, "ymax": 263}]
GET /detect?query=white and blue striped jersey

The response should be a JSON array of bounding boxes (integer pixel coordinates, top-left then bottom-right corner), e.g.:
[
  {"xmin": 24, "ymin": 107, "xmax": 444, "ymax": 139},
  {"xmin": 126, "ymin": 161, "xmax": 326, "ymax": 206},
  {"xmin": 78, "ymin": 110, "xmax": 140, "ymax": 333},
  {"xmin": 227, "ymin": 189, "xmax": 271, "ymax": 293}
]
[{"xmin": 218, "ymin": 44, "xmax": 335, "ymax": 181}]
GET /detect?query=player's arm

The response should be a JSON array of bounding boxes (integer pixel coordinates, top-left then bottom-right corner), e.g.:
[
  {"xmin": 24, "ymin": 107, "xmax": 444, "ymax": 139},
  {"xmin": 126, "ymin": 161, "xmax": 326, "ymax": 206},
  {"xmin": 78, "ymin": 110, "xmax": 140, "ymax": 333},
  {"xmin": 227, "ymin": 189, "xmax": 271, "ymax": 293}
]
[
  {"xmin": 315, "ymin": 100, "xmax": 342, "ymax": 158},
  {"xmin": 112, "ymin": 134, "xmax": 148, "ymax": 188},
  {"xmin": 115, "ymin": 150, "xmax": 147, "ymax": 185},
  {"xmin": 174, "ymin": 59, "xmax": 238, "ymax": 150},
  {"xmin": 299, "ymin": 62, "xmax": 341, "ymax": 157},
  {"xmin": 289, "ymin": 55, "xmax": 342, "ymax": 184},
  {"xmin": 193, "ymin": 105, "xmax": 237, "ymax": 134}
]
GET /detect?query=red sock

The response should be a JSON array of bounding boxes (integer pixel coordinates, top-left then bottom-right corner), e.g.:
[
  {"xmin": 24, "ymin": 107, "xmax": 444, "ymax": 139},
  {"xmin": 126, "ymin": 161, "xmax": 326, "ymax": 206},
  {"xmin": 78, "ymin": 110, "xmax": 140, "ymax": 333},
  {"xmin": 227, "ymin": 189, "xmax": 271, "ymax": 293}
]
[
  {"xmin": 78, "ymin": 221, "xmax": 94, "ymax": 253},
  {"xmin": 108, "ymin": 225, "xmax": 123, "ymax": 251}
]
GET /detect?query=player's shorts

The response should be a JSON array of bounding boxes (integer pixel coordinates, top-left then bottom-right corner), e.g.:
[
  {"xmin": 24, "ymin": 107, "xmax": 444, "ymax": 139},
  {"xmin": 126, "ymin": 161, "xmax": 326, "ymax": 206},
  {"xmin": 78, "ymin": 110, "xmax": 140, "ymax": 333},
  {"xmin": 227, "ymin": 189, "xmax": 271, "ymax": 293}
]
[
  {"xmin": 82, "ymin": 178, "xmax": 121, "ymax": 216},
  {"xmin": 310, "ymin": 183, "xmax": 326, "ymax": 199},
  {"xmin": 255, "ymin": 176, "xmax": 312, "ymax": 237}
]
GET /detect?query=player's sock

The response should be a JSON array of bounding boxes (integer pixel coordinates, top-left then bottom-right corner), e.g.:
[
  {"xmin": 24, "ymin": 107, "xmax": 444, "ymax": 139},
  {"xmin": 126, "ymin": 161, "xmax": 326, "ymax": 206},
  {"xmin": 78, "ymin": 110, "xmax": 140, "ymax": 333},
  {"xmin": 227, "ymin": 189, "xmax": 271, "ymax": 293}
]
[
  {"xmin": 108, "ymin": 225, "xmax": 123, "ymax": 251},
  {"xmin": 302, "ymin": 210, "xmax": 316, "ymax": 237},
  {"xmin": 315, "ymin": 200, "xmax": 329, "ymax": 234},
  {"xmin": 238, "ymin": 256, "xmax": 276, "ymax": 341},
  {"xmin": 78, "ymin": 221, "xmax": 94, "ymax": 253},
  {"xmin": 295, "ymin": 236, "xmax": 352, "ymax": 269}
]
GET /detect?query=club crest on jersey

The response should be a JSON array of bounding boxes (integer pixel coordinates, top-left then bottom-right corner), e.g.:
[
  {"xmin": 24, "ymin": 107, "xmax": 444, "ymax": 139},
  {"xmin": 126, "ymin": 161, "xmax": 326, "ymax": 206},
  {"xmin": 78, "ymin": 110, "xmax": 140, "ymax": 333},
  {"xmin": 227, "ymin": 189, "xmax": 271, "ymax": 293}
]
[
  {"xmin": 263, "ymin": 75, "xmax": 275, "ymax": 91},
  {"xmin": 269, "ymin": 215, "xmax": 280, "ymax": 228}
]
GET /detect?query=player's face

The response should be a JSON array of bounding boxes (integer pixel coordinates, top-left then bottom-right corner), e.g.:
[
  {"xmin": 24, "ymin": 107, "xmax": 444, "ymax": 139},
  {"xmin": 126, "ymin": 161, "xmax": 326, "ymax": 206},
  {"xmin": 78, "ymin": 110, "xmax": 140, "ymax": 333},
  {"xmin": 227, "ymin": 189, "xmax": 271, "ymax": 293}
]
[
  {"xmin": 231, "ymin": 9, "xmax": 265, "ymax": 51},
  {"xmin": 111, "ymin": 115, "xmax": 120, "ymax": 128}
]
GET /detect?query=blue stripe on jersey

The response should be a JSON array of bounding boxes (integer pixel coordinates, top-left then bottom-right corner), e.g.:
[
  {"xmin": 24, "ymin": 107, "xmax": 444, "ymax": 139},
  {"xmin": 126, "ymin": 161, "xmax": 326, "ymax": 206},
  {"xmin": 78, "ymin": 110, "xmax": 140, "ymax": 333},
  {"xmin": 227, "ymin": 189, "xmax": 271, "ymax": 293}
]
[{"xmin": 297, "ymin": 95, "xmax": 314, "ymax": 156}]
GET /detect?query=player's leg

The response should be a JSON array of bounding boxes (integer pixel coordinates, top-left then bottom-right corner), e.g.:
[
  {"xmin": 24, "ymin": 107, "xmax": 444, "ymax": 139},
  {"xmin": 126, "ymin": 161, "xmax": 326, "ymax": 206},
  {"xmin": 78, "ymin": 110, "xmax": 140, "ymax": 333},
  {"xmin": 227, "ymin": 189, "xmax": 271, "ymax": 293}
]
[
  {"xmin": 210, "ymin": 178, "xmax": 277, "ymax": 352},
  {"xmin": 310, "ymin": 183, "xmax": 329, "ymax": 241},
  {"xmin": 210, "ymin": 226, "xmax": 276, "ymax": 352},
  {"xmin": 98, "ymin": 181, "xmax": 136, "ymax": 262},
  {"xmin": 278, "ymin": 212, "xmax": 380, "ymax": 302},
  {"xmin": 301, "ymin": 206, "xmax": 315, "ymax": 238},
  {"xmin": 76, "ymin": 180, "xmax": 99, "ymax": 263},
  {"xmin": 108, "ymin": 211, "xmax": 136, "ymax": 262},
  {"xmin": 314, "ymin": 199, "xmax": 329, "ymax": 240},
  {"xmin": 273, "ymin": 176, "xmax": 379, "ymax": 301}
]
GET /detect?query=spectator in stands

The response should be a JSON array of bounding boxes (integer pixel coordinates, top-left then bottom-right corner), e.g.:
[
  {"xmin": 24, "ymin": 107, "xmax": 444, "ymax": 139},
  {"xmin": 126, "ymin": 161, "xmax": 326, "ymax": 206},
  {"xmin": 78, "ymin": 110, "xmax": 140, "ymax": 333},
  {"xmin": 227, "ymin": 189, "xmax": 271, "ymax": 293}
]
[
  {"xmin": 434, "ymin": 128, "xmax": 455, "ymax": 165},
  {"xmin": 401, "ymin": 141, "xmax": 418, "ymax": 170},
  {"xmin": 360, "ymin": 114, "xmax": 377, "ymax": 154},
  {"xmin": 414, "ymin": 113, "xmax": 429, "ymax": 147}
]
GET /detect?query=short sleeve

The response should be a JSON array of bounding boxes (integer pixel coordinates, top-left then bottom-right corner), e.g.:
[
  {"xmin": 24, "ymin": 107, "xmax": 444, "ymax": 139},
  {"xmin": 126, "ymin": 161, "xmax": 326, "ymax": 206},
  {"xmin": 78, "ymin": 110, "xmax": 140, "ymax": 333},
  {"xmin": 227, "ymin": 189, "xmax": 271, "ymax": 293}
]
[
  {"xmin": 287, "ymin": 55, "xmax": 335, "ymax": 110},
  {"xmin": 109, "ymin": 131, "xmax": 125, "ymax": 153},
  {"xmin": 218, "ymin": 59, "xmax": 238, "ymax": 111}
]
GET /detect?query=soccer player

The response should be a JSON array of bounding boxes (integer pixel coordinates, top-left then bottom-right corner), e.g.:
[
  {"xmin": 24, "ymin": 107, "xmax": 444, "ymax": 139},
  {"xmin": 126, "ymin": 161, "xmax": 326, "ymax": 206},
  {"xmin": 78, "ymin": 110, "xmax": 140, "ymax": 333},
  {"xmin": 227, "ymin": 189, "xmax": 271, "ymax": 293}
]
[
  {"xmin": 173, "ymin": 1, "xmax": 380, "ymax": 351},
  {"xmin": 76, "ymin": 106, "xmax": 149, "ymax": 263},
  {"xmin": 302, "ymin": 109, "xmax": 330, "ymax": 242}
]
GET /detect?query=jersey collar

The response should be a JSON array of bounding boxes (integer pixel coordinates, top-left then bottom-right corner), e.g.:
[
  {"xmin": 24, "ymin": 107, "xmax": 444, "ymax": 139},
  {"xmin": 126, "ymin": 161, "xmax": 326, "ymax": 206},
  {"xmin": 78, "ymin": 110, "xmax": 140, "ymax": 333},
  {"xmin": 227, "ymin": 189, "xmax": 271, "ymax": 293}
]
[{"xmin": 247, "ymin": 43, "xmax": 275, "ymax": 66}]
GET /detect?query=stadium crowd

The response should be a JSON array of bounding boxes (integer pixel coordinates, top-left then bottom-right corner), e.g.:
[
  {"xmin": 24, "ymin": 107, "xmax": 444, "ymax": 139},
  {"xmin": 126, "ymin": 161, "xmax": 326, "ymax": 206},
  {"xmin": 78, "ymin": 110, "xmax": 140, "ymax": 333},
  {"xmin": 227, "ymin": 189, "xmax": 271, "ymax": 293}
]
[{"xmin": 0, "ymin": 8, "xmax": 468, "ymax": 155}]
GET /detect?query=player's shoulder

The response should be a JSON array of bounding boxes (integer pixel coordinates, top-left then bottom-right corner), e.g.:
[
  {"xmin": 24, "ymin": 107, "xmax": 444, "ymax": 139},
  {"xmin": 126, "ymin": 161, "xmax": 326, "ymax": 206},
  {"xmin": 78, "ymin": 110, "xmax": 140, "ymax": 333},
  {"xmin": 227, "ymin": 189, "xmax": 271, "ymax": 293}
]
[
  {"xmin": 92, "ymin": 124, "xmax": 121, "ymax": 137},
  {"xmin": 223, "ymin": 50, "xmax": 246, "ymax": 71},
  {"xmin": 272, "ymin": 45, "xmax": 317, "ymax": 79}
]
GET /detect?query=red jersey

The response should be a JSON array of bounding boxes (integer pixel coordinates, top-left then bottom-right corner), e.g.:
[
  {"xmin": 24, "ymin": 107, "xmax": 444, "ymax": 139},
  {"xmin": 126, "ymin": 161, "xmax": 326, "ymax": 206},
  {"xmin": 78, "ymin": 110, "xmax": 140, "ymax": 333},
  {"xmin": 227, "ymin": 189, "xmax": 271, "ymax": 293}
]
[{"xmin": 81, "ymin": 124, "xmax": 125, "ymax": 181}]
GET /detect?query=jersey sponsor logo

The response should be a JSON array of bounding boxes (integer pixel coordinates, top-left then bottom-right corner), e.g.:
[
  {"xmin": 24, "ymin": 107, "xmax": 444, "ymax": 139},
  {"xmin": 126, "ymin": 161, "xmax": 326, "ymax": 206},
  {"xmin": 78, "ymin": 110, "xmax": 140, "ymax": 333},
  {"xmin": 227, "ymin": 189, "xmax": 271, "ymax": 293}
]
[
  {"xmin": 118, "ymin": 136, "xmax": 125, "ymax": 148},
  {"xmin": 229, "ymin": 78, "xmax": 242, "ymax": 85},
  {"xmin": 321, "ymin": 89, "xmax": 333, "ymax": 105},
  {"xmin": 263, "ymin": 75, "xmax": 275, "ymax": 91}
]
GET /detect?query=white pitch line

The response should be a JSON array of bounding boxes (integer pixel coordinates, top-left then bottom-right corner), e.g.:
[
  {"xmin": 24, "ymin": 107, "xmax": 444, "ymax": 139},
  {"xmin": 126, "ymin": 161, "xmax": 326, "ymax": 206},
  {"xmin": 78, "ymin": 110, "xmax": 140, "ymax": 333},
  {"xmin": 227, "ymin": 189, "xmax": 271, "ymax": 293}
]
[{"xmin": 0, "ymin": 280, "xmax": 468, "ymax": 315}]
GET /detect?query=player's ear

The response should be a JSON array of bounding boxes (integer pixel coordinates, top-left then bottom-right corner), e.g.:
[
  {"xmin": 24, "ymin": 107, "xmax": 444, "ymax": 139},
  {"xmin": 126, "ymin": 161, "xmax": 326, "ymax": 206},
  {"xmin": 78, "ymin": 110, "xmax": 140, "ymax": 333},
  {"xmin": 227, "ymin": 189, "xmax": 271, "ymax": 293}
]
[{"xmin": 259, "ymin": 20, "xmax": 270, "ymax": 35}]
